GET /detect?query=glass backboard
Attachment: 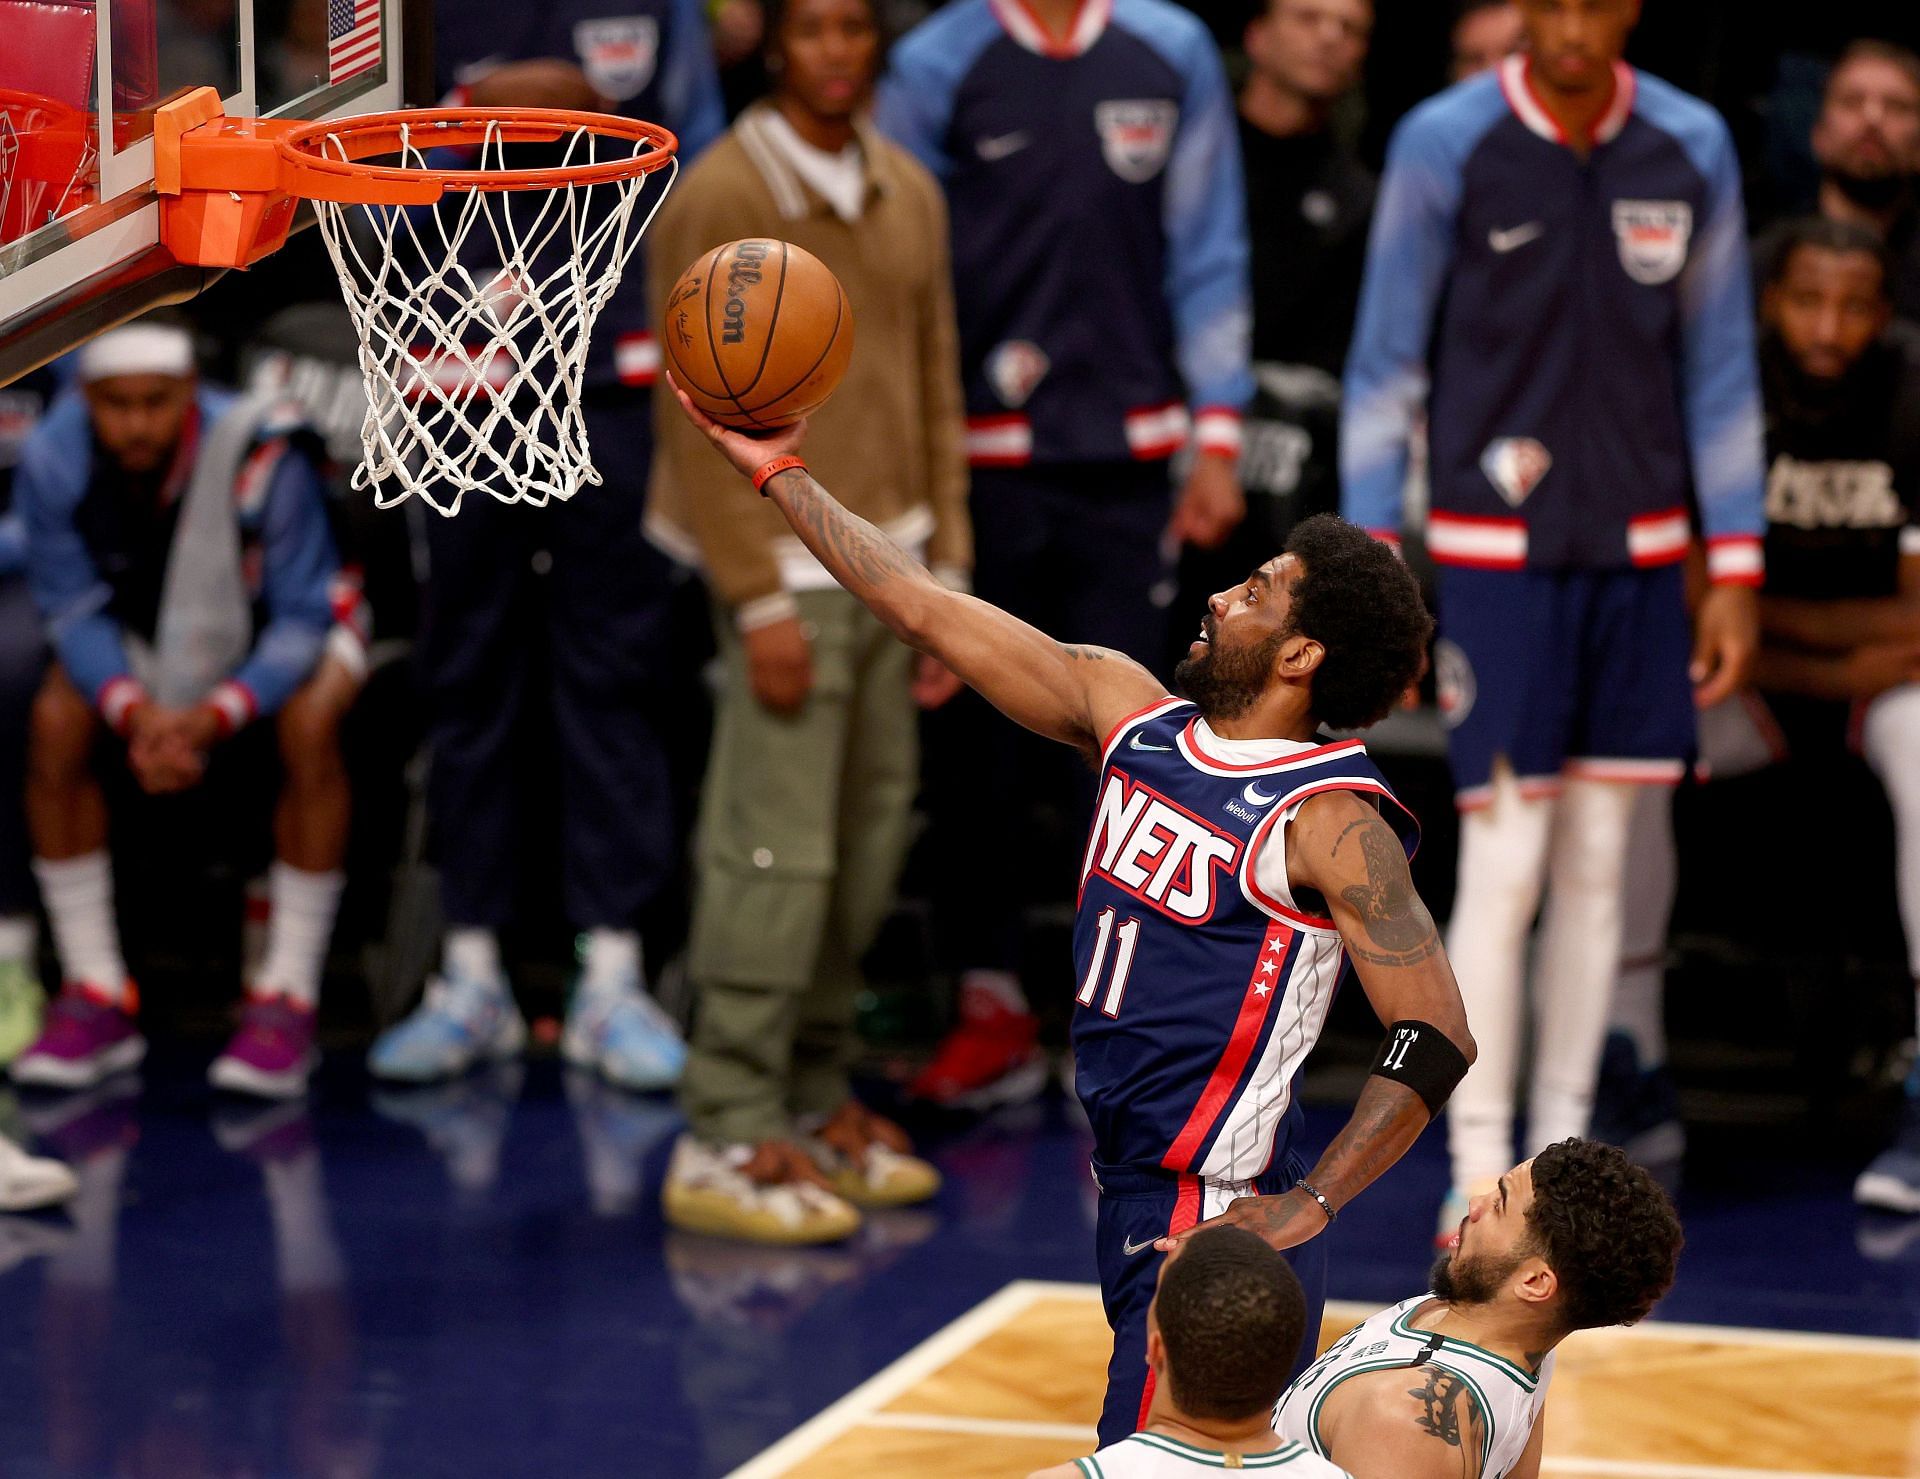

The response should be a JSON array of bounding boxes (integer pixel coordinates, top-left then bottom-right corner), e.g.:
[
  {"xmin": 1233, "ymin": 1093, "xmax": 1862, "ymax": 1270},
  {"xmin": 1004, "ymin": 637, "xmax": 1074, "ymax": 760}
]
[{"xmin": 0, "ymin": 0, "xmax": 428, "ymax": 383}]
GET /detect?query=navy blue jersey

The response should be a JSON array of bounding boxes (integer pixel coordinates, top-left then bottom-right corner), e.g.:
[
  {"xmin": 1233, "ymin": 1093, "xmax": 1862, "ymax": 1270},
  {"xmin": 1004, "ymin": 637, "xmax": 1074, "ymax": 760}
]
[
  {"xmin": 434, "ymin": 0, "xmax": 724, "ymax": 390},
  {"xmin": 1074, "ymin": 698, "xmax": 1416, "ymax": 1180},
  {"xmin": 876, "ymin": 0, "xmax": 1251, "ymax": 469},
  {"xmin": 1342, "ymin": 57, "xmax": 1765, "ymax": 585}
]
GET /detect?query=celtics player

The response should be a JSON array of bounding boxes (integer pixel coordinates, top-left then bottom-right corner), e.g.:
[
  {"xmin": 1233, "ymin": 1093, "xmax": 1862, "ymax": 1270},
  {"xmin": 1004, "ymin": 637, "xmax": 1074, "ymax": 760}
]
[
  {"xmin": 1034, "ymin": 1226, "xmax": 1353, "ymax": 1478},
  {"xmin": 1274, "ymin": 1139, "xmax": 1682, "ymax": 1478}
]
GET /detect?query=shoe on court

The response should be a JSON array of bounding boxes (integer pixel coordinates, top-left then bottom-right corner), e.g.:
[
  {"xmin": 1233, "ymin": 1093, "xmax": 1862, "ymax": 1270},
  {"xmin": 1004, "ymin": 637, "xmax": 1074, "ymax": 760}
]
[
  {"xmin": 562, "ymin": 973, "xmax": 685, "ymax": 1093},
  {"xmin": 209, "ymin": 995, "xmax": 319, "ymax": 1100},
  {"xmin": 1855, "ymin": 1096, "xmax": 1920, "ymax": 1215},
  {"xmin": 0, "ymin": 1132, "xmax": 77, "ymax": 1211},
  {"xmin": 662, "ymin": 1135, "xmax": 862, "ymax": 1245},
  {"xmin": 10, "ymin": 983, "xmax": 145, "ymax": 1090},
  {"xmin": 906, "ymin": 992, "xmax": 1045, "ymax": 1111},
  {"xmin": 0, "ymin": 958, "xmax": 46, "ymax": 1067},
  {"xmin": 368, "ymin": 969, "xmax": 525, "ymax": 1083},
  {"xmin": 804, "ymin": 1101, "xmax": 941, "ymax": 1208}
]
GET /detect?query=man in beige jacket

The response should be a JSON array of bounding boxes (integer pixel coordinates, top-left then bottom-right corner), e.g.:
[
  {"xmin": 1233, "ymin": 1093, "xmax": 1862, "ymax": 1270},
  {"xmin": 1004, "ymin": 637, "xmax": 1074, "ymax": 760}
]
[{"xmin": 647, "ymin": 0, "xmax": 971, "ymax": 1245}]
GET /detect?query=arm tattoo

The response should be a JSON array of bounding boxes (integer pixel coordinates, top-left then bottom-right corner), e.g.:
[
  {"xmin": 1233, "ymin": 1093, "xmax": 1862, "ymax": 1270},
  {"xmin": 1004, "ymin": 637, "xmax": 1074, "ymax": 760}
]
[
  {"xmin": 1334, "ymin": 817, "xmax": 1442, "ymax": 967},
  {"xmin": 1408, "ymin": 1368, "xmax": 1484, "ymax": 1469},
  {"xmin": 1060, "ymin": 645, "xmax": 1108, "ymax": 662},
  {"xmin": 775, "ymin": 471, "xmax": 925, "ymax": 591}
]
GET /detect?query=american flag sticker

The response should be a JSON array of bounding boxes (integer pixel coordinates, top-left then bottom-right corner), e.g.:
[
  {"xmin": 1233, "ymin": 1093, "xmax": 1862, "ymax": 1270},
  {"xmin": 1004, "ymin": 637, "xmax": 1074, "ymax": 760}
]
[{"xmin": 328, "ymin": 0, "xmax": 382, "ymax": 84}]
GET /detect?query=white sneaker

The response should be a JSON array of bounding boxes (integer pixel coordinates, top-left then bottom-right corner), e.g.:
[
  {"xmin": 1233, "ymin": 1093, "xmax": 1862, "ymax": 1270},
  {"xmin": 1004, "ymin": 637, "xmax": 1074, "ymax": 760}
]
[
  {"xmin": 661, "ymin": 1135, "xmax": 862, "ymax": 1246},
  {"xmin": 562, "ymin": 970, "xmax": 686, "ymax": 1093},
  {"xmin": 0, "ymin": 1131, "xmax": 78, "ymax": 1211}
]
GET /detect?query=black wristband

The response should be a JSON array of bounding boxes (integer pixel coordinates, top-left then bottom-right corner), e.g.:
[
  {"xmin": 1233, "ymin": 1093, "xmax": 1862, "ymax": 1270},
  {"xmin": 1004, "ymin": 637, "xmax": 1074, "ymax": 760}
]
[{"xmin": 1369, "ymin": 1020, "xmax": 1470, "ymax": 1116}]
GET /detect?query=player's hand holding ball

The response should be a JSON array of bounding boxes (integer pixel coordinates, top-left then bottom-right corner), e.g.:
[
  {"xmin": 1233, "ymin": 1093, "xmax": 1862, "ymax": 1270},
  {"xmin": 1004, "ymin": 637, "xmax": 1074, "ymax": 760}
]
[{"xmin": 662, "ymin": 238, "xmax": 852, "ymax": 474}]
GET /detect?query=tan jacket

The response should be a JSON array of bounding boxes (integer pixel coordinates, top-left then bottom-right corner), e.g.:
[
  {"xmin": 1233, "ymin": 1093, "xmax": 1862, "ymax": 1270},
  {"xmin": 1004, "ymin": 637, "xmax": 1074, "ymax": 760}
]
[{"xmin": 645, "ymin": 103, "xmax": 971, "ymax": 622}]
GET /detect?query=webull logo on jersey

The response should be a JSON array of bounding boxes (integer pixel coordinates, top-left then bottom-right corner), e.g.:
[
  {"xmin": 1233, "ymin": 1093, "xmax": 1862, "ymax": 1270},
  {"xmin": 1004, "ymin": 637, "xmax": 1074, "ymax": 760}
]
[
  {"xmin": 1084, "ymin": 774, "xmax": 1242, "ymax": 923},
  {"xmin": 1095, "ymin": 101, "xmax": 1178, "ymax": 183},
  {"xmin": 573, "ymin": 18, "xmax": 659, "ymax": 101},
  {"xmin": 1611, "ymin": 200, "xmax": 1692, "ymax": 285}
]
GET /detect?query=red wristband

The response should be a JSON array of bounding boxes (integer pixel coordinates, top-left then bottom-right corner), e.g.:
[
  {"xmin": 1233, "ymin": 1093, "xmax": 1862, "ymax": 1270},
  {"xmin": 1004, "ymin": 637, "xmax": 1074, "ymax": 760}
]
[{"xmin": 752, "ymin": 455, "xmax": 806, "ymax": 496}]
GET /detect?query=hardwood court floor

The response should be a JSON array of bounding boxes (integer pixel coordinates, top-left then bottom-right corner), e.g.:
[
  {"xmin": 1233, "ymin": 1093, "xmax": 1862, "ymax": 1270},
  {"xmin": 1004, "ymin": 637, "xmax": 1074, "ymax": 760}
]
[{"xmin": 730, "ymin": 1281, "xmax": 1920, "ymax": 1479}]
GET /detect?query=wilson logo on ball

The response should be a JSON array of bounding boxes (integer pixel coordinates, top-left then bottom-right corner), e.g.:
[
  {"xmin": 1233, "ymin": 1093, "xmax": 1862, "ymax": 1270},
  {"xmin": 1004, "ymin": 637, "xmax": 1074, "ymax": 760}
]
[{"xmin": 721, "ymin": 241, "xmax": 772, "ymax": 344}]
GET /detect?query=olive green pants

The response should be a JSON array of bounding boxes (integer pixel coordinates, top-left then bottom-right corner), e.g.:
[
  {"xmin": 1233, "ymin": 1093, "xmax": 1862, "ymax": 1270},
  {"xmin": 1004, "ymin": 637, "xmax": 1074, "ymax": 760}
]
[{"xmin": 680, "ymin": 590, "xmax": 918, "ymax": 1144}]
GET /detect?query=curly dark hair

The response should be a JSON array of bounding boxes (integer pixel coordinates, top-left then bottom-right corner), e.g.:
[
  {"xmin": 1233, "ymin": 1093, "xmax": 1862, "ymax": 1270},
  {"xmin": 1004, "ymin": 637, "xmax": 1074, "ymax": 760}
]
[
  {"xmin": 1524, "ymin": 1138, "xmax": 1684, "ymax": 1333},
  {"xmin": 1282, "ymin": 515, "xmax": 1433, "ymax": 731},
  {"xmin": 1154, "ymin": 1225, "xmax": 1307, "ymax": 1421}
]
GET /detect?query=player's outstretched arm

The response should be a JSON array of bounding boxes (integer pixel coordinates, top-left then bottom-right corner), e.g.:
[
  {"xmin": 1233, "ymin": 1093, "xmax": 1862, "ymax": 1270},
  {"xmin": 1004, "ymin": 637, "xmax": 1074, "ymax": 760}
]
[
  {"xmin": 1161, "ymin": 790, "xmax": 1473, "ymax": 1255},
  {"xmin": 1316, "ymin": 1365, "xmax": 1491, "ymax": 1479},
  {"xmin": 668, "ymin": 379, "xmax": 1168, "ymax": 752}
]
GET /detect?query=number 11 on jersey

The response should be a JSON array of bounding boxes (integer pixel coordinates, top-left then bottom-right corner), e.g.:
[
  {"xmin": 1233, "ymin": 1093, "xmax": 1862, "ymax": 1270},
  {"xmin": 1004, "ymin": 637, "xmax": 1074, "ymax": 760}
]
[{"xmin": 1077, "ymin": 907, "xmax": 1141, "ymax": 1018}]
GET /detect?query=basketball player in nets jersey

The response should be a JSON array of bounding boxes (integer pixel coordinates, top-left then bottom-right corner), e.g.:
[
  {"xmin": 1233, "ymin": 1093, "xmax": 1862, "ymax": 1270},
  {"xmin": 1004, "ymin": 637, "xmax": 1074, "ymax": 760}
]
[
  {"xmin": 1273, "ymin": 1138, "xmax": 1683, "ymax": 1478},
  {"xmin": 1036, "ymin": 1226, "xmax": 1354, "ymax": 1478},
  {"xmin": 668, "ymin": 381, "xmax": 1475, "ymax": 1442}
]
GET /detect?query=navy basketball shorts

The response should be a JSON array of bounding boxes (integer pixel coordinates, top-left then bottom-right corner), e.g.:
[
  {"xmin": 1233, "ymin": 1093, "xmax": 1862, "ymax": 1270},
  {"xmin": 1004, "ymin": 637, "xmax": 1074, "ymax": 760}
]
[
  {"xmin": 1091, "ymin": 1161, "xmax": 1325, "ymax": 1447},
  {"xmin": 1431, "ymin": 564, "xmax": 1697, "ymax": 808}
]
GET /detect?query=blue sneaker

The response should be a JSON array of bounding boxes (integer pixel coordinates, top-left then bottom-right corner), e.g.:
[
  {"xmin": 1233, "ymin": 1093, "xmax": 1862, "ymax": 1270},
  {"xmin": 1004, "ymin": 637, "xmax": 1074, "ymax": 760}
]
[
  {"xmin": 1856, "ymin": 1096, "xmax": 1920, "ymax": 1216},
  {"xmin": 562, "ymin": 973, "xmax": 685, "ymax": 1093},
  {"xmin": 1589, "ymin": 1030, "xmax": 1686, "ymax": 1169},
  {"xmin": 368, "ymin": 970, "xmax": 525, "ymax": 1083}
]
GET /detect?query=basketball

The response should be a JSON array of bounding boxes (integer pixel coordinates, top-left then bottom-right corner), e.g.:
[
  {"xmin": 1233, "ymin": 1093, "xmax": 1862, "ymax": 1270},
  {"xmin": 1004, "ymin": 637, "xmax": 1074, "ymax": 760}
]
[{"xmin": 660, "ymin": 239, "xmax": 855, "ymax": 431}]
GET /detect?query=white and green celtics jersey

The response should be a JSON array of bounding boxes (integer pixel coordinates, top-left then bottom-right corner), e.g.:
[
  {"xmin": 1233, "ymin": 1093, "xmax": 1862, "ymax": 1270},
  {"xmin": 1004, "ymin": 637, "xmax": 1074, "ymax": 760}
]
[
  {"xmin": 1073, "ymin": 1431, "xmax": 1352, "ymax": 1476},
  {"xmin": 1272, "ymin": 1294, "xmax": 1553, "ymax": 1478}
]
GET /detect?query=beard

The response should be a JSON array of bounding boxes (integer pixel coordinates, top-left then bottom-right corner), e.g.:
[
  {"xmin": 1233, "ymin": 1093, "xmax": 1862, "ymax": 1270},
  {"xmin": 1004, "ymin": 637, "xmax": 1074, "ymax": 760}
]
[
  {"xmin": 1429, "ymin": 1244, "xmax": 1526, "ymax": 1307},
  {"xmin": 1174, "ymin": 620, "xmax": 1286, "ymax": 722},
  {"xmin": 1827, "ymin": 159, "xmax": 1913, "ymax": 212}
]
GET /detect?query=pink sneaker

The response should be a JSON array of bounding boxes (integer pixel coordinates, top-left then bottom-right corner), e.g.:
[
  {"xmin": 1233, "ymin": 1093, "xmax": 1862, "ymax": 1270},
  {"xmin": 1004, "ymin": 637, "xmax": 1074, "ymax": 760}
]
[
  {"xmin": 10, "ymin": 984, "xmax": 145, "ymax": 1090},
  {"xmin": 209, "ymin": 994, "xmax": 318, "ymax": 1100}
]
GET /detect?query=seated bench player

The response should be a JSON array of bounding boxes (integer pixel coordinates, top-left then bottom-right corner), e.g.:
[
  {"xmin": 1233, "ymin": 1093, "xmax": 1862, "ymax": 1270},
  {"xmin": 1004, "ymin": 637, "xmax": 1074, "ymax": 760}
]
[{"xmin": 9, "ymin": 322, "xmax": 360, "ymax": 1100}]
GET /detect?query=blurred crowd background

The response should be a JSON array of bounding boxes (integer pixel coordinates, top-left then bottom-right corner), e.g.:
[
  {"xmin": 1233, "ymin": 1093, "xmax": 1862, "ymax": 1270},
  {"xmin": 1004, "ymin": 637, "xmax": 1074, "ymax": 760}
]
[{"xmin": 2, "ymin": 0, "xmax": 1920, "ymax": 1246}]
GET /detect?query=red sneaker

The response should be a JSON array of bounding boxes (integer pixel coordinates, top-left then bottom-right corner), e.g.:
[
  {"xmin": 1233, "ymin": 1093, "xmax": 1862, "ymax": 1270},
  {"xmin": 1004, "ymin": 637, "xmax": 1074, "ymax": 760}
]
[{"xmin": 907, "ymin": 991, "xmax": 1046, "ymax": 1110}]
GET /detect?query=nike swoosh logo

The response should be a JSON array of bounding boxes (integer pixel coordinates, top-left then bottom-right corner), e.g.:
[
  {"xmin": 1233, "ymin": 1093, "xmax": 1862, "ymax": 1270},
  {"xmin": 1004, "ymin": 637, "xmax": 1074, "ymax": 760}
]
[
  {"xmin": 1130, "ymin": 733, "xmax": 1173, "ymax": 752},
  {"xmin": 976, "ymin": 131, "xmax": 1029, "ymax": 161},
  {"xmin": 1243, "ymin": 782, "xmax": 1278, "ymax": 806},
  {"xmin": 1122, "ymin": 1235, "xmax": 1160, "ymax": 1256},
  {"xmin": 1489, "ymin": 221, "xmax": 1544, "ymax": 253}
]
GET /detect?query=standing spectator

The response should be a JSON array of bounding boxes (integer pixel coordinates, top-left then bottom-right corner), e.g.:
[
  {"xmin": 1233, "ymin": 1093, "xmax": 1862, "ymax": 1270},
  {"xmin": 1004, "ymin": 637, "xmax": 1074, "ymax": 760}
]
[
  {"xmin": 368, "ymin": 0, "xmax": 724, "ymax": 1091},
  {"xmin": 1756, "ymin": 41, "xmax": 1920, "ymax": 323},
  {"xmin": 1611, "ymin": 221, "xmax": 1920, "ymax": 1209},
  {"xmin": 645, "ymin": 0, "xmax": 966, "ymax": 1243},
  {"xmin": 1342, "ymin": 0, "xmax": 1766, "ymax": 1234},
  {"xmin": 10, "ymin": 323, "xmax": 359, "ymax": 1101},
  {"xmin": 1231, "ymin": 0, "xmax": 1373, "ymax": 541},
  {"xmin": 877, "ymin": 0, "xmax": 1253, "ymax": 1109},
  {"xmin": 1450, "ymin": 0, "xmax": 1523, "ymax": 83}
]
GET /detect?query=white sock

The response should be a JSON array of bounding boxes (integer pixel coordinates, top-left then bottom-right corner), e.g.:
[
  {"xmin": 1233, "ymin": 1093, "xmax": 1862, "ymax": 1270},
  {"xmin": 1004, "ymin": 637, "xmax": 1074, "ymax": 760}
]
[
  {"xmin": 581, "ymin": 927, "xmax": 641, "ymax": 993},
  {"xmin": 1862, "ymin": 683, "xmax": 1920, "ymax": 985},
  {"xmin": 31, "ymin": 852, "xmax": 127, "ymax": 1001},
  {"xmin": 0, "ymin": 915, "xmax": 35, "ymax": 962},
  {"xmin": 1610, "ymin": 786, "xmax": 1676, "ymax": 1069},
  {"xmin": 961, "ymin": 968, "xmax": 1030, "ymax": 1016},
  {"xmin": 444, "ymin": 926, "xmax": 504, "ymax": 988},
  {"xmin": 254, "ymin": 863, "xmax": 345, "ymax": 1008},
  {"xmin": 1527, "ymin": 778, "xmax": 1639, "ymax": 1153},
  {"xmin": 1444, "ymin": 768, "xmax": 1554, "ymax": 1190}
]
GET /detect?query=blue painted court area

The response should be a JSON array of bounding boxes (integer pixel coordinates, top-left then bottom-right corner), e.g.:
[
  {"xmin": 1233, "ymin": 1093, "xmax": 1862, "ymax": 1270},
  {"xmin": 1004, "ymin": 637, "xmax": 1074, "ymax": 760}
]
[{"xmin": 1, "ymin": 1051, "xmax": 1916, "ymax": 1479}]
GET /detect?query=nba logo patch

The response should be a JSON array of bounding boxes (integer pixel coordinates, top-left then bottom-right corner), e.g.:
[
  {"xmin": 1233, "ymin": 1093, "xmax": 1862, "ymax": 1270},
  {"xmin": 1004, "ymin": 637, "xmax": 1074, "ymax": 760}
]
[
  {"xmin": 986, "ymin": 340, "xmax": 1049, "ymax": 408},
  {"xmin": 1479, "ymin": 436, "xmax": 1551, "ymax": 506},
  {"xmin": 1094, "ymin": 101, "xmax": 1178, "ymax": 183},
  {"xmin": 1434, "ymin": 639, "xmax": 1475, "ymax": 729},
  {"xmin": 573, "ymin": 17, "xmax": 658, "ymax": 101},
  {"xmin": 1611, "ymin": 200, "xmax": 1692, "ymax": 285}
]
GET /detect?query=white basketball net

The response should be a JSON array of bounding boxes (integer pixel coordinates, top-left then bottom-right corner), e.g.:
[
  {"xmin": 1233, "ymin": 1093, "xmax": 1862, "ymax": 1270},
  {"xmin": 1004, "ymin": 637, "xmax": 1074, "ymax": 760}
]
[{"xmin": 307, "ymin": 119, "xmax": 677, "ymax": 516}]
